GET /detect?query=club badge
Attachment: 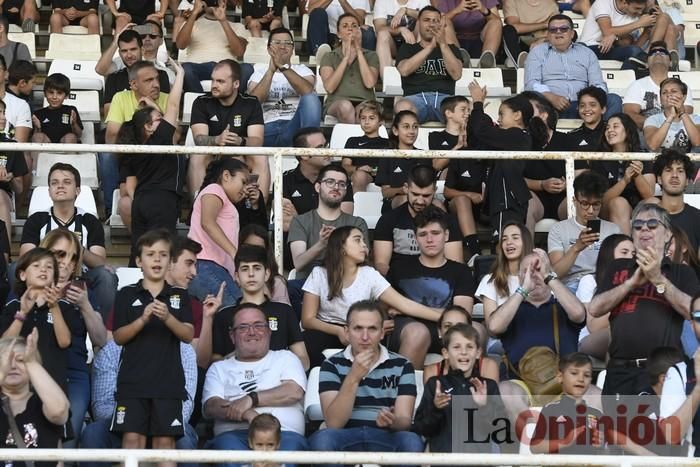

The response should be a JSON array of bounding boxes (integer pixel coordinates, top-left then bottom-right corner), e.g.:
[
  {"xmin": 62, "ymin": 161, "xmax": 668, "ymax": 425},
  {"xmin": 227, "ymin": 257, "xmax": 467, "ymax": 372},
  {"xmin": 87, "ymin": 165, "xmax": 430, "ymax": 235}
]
[{"xmin": 170, "ymin": 295, "xmax": 181, "ymax": 310}]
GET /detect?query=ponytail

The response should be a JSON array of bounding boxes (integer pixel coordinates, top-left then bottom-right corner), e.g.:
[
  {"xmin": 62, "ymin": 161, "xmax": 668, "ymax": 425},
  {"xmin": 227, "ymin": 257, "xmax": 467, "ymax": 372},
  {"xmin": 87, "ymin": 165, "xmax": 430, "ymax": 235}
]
[
  {"xmin": 528, "ymin": 117, "xmax": 550, "ymax": 151},
  {"xmin": 199, "ymin": 157, "xmax": 249, "ymax": 193}
]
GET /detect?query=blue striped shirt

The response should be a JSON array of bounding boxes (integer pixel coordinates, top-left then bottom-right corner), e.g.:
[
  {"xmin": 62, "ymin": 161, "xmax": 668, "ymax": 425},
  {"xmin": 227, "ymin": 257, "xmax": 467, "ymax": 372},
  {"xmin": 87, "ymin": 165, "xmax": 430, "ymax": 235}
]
[
  {"xmin": 524, "ymin": 42, "xmax": 607, "ymax": 102},
  {"xmin": 319, "ymin": 345, "xmax": 416, "ymax": 428}
]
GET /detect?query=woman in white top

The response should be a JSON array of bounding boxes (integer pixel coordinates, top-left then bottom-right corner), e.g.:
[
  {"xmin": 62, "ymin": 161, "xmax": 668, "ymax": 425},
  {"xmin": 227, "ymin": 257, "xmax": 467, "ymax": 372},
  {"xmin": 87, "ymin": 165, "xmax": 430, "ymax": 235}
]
[
  {"xmin": 374, "ymin": 0, "xmax": 429, "ymax": 78},
  {"xmin": 302, "ymin": 225, "xmax": 441, "ymax": 367},
  {"xmin": 644, "ymin": 77, "xmax": 700, "ymax": 153}
]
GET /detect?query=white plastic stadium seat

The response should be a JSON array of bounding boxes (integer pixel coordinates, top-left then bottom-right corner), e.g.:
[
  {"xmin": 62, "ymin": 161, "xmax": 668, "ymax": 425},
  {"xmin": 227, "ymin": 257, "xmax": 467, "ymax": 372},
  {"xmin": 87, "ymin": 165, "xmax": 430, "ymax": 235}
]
[
  {"xmin": 304, "ymin": 366, "xmax": 324, "ymax": 421},
  {"xmin": 45, "ymin": 34, "xmax": 102, "ymax": 61},
  {"xmin": 382, "ymin": 66, "xmax": 404, "ymax": 96},
  {"xmin": 535, "ymin": 218, "xmax": 558, "ymax": 234},
  {"xmin": 685, "ymin": 194, "xmax": 700, "ymax": 210},
  {"xmin": 28, "ymin": 186, "xmax": 97, "ymax": 217},
  {"xmin": 33, "ymin": 153, "xmax": 98, "ymax": 188},
  {"xmin": 116, "ymin": 267, "xmax": 144, "ymax": 290},
  {"xmin": 456, "ymin": 68, "xmax": 510, "ymax": 97},
  {"xmin": 43, "ymin": 90, "xmax": 100, "ymax": 122},
  {"xmin": 518, "ymin": 406, "xmax": 542, "ymax": 455},
  {"xmin": 667, "ymin": 71, "xmax": 700, "ymax": 95},
  {"xmin": 353, "ymin": 191, "xmax": 383, "ymax": 229},
  {"xmin": 414, "ymin": 370, "xmax": 424, "ymax": 415},
  {"xmin": 48, "ymin": 60, "xmax": 104, "ymax": 91},
  {"xmin": 602, "ymin": 69, "xmax": 636, "ymax": 95},
  {"xmin": 596, "ymin": 369, "xmax": 606, "ymax": 390},
  {"xmin": 81, "ymin": 122, "xmax": 95, "ymax": 145},
  {"xmin": 329, "ymin": 124, "xmax": 389, "ymax": 149},
  {"xmin": 109, "ymin": 188, "xmax": 125, "ymax": 228},
  {"xmin": 685, "ymin": 0, "xmax": 700, "ymax": 20},
  {"xmin": 482, "ymin": 98, "xmax": 502, "ymax": 122},
  {"xmin": 7, "ymin": 32, "xmax": 35, "ymax": 59},
  {"xmin": 182, "ymin": 92, "xmax": 204, "ymax": 125},
  {"xmin": 516, "ymin": 68, "xmax": 524, "ymax": 94},
  {"xmin": 415, "ymin": 126, "xmax": 443, "ymax": 151}
]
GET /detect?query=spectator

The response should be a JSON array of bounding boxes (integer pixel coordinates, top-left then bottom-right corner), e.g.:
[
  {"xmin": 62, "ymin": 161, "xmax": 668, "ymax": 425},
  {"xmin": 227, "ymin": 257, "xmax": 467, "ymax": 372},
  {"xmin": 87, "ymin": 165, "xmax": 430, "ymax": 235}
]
[
  {"xmin": 644, "ymin": 77, "xmax": 700, "ymax": 152},
  {"xmin": 0, "ymin": 331, "xmax": 70, "ymax": 458},
  {"xmin": 49, "ymin": 0, "xmax": 99, "ymax": 34},
  {"xmin": 248, "ymin": 414, "xmax": 283, "ymax": 456},
  {"xmin": 176, "ymin": 0, "xmax": 250, "ymax": 93},
  {"xmin": 111, "ymin": 230, "xmax": 195, "ymax": 460},
  {"xmin": 0, "ymin": 15, "xmax": 32, "ymax": 66},
  {"xmin": 565, "ymin": 86, "xmax": 607, "ymax": 152},
  {"xmin": 594, "ymin": 113, "xmax": 655, "ymax": 235},
  {"xmin": 243, "ymin": 0, "xmax": 283, "ymax": 36},
  {"xmin": 137, "ymin": 21, "xmax": 172, "ymax": 83},
  {"xmin": 373, "ymin": 0, "xmax": 428, "ymax": 79},
  {"xmin": 239, "ymin": 224, "xmax": 291, "ymax": 305},
  {"xmin": 79, "ymin": 339, "xmax": 198, "ymax": 467},
  {"xmin": 494, "ymin": 250, "xmax": 586, "ymax": 419},
  {"xmin": 432, "ymin": 0, "xmax": 501, "ymax": 67},
  {"xmin": 189, "ymin": 60, "xmax": 265, "ymax": 201},
  {"xmin": 248, "ymin": 28, "xmax": 322, "ymax": 147},
  {"xmin": 502, "ymin": 0, "xmax": 558, "ymax": 67},
  {"xmin": 106, "ymin": 0, "xmax": 168, "ymax": 31},
  {"xmin": 428, "ymin": 94, "xmax": 470, "ymax": 170},
  {"xmin": 623, "ymin": 41, "xmax": 693, "ymax": 130},
  {"xmin": 589, "ymin": 203, "xmax": 700, "ymax": 396},
  {"xmin": 0, "ymin": 98, "xmax": 27, "ymax": 247},
  {"xmin": 6, "ymin": 60, "xmax": 35, "ymax": 107},
  {"xmin": 386, "ymin": 206, "xmax": 475, "ymax": 369},
  {"xmin": 31, "ymin": 73, "xmax": 83, "ymax": 145},
  {"xmin": 319, "ymin": 14, "xmax": 379, "ymax": 124},
  {"xmin": 578, "ymin": 0, "xmax": 677, "ymax": 67},
  {"xmin": 309, "ymin": 300, "xmax": 424, "ymax": 459},
  {"xmin": 116, "ymin": 59, "xmax": 185, "ymax": 264},
  {"xmin": 19, "ymin": 163, "xmax": 117, "ymax": 321},
  {"xmin": 524, "ymin": 15, "xmax": 623, "ymax": 119},
  {"xmin": 39, "ymin": 229, "xmax": 107, "ymax": 449},
  {"xmin": 548, "ymin": 171, "xmax": 621, "ymax": 293},
  {"xmin": 647, "ymin": 149, "xmax": 700, "ymax": 254},
  {"xmin": 0, "ymin": 55, "xmax": 31, "ymax": 143},
  {"xmin": 373, "ymin": 164, "xmax": 463, "ymax": 276},
  {"xmin": 301, "ymin": 226, "xmax": 439, "ymax": 368},
  {"xmin": 341, "ymin": 101, "xmax": 389, "ymax": 192},
  {"xmin": 187, "ymin": 158, "xmax": 250, "ymax": 308},
  {"xmin": 306, "ymin": 0, "xmax": 375, "ymax": 55},
  {"xmin": 202, "ymin": 304, "xmax": 308, "ymax": 459},
  {"xmin": 394, "ymin": 6, "xmax": 462, "ymax": 123}
]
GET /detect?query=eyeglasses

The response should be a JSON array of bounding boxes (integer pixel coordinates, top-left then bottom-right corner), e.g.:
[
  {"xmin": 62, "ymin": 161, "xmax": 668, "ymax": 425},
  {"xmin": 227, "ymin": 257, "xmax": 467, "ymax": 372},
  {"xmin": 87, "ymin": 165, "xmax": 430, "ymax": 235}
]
[
  {"xmin": 548, "ymin": 25, "xmax": 572, "ymax": 33},
  {"xmin": 321, "ymin": 178, "xmax": 348, "ymax": 189},
  {"xmin": 140, "ymin": 34, "xmax": 161, "ymax": 39},
  {"xmin": 575, "ymin": 197, "xmax": 602, "ymax": 210},
  {"xmin": 631, "ymin": 218, "xmax": 666, "ymax": 231},
  {"xmin": 233, "ymin": 323, "xmax": 269, "ymax": 333},
  {"xmin": 649, "ymin": 48, "xmax": 670, "ymax": 56},
  {"xmin": 270, "ymin": 40, "xmax": 294, "ymax": 47}
]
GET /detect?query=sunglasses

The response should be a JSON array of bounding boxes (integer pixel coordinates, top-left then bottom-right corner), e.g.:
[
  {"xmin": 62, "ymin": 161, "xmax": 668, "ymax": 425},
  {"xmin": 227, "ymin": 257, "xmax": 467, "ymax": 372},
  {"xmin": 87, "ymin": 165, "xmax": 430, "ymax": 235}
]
[
  {"xmin": 631, "ymin": 218, "xmax": 665, "ymax": 231},
  {"xmin": 649, "ymin": 48, "xmax": 670, "ymax": 56},
  {"xmin": 140, "ymin": 34, "xmax": 161, "ymax": 39},
  {"xmin": 548, "ymin": 25, "xmax": 571, "ymax": 33}
]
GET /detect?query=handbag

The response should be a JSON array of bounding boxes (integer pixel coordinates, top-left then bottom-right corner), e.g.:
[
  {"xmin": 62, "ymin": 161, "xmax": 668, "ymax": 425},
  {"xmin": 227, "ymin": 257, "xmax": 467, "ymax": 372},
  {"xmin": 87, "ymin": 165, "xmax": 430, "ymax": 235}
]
[{"xmin": 1, "ymin": 394, "xmax": 36, "ymax": 467}]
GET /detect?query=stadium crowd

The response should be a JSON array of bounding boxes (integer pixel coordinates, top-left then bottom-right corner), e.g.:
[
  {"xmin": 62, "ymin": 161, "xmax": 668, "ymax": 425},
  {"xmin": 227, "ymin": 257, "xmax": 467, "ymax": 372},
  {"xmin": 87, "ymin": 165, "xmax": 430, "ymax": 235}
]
[{"xmin": 2, "ymin": 0, "xmax": 700, "ymax": 463}]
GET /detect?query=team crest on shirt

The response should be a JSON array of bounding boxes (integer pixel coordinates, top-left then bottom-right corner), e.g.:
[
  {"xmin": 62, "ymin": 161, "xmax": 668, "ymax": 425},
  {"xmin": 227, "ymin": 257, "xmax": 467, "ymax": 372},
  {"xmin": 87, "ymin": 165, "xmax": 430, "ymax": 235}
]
[
  {"xmin": 0, "ymin": 155, "xmax": 7, "ymax": 167},
  {"xmin": 233, "ymin": 115, "xmax": 242, "ymax": 127},
  {"xmin": 245, "ymin": 370, "xmax": 254, "ymax": 380},
  {"xmin": 46, "ymin": 312, "xmax": 54, "ymax": 324},
  {"xmin": 170, "ymin": 295, "xmax": 181, "ymax": 310},
  {"xmin": 268, "ymin": 317, "xmax": 278, "ymax": 331},
  {"xmin": 116, "ymin": 406, "xmax": 126, "ymax": 424},
  {"xmin": 61, "ymin": 113, "xmax": 70, "ymax": 125}
]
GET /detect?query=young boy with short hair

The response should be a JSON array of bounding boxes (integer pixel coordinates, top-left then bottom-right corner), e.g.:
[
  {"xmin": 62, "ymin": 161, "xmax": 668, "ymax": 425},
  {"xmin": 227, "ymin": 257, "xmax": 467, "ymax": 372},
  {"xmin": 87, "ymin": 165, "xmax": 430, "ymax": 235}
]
[
  {"xmin": 342, "ymin": 100, "xmax": 389, "ymax": 193},
  {"xmin": 248, "ymin": 413, "xmax": 282, "ymax": 467},
  {"xmin": 111, "ymin": 229, "xmax": 194, "ymax": 467},
  {"xmin": 31, "ymin": 73, "xmax": 83, "ymax": 144}
]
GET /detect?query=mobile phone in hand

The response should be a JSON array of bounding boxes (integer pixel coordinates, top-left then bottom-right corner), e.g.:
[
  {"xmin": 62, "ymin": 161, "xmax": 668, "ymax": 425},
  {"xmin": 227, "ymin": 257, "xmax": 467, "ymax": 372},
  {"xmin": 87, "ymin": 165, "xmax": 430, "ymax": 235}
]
[
  {"xmin": 248, "ymin": 174, "xmax": 260, "ymax": 185},
  {"xmin": 587, "ymin": 219, "xmax": 601, "ymax": 234}
]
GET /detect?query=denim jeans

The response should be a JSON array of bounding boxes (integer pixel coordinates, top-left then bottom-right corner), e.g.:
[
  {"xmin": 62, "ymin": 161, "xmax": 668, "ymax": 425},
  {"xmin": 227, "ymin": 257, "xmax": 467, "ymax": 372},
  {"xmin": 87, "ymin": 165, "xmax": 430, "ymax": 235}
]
[
  {"xmin": 207, "ymin": 429, "xmax": 309, "ymax": 467},
  {"xmin": 587, "ymin": 44, "xmax": 647, "ymax": 70},
  {"xmin": 309, "ymin": 426, "xmax": 424, "ymax": 467},
  {"xmin": 307, "ymin": 8, "xmax": 376, "ymax": 54},
  {"xmin": 183, "ymin": 61, "xmax": 254, "ymax": 92},
  {"xmin": 97, "ymin": 152, "xmax": 119, "ymax": 215},
  {"xmin": 80, "ymin": 418, "xmax": 198, "ymax": 467},
  {"xmin": 265, "ymin": 94, "xmax": 323, "ymax": 147},
  {"xmin": 65, "ymin": 368, "xmax": 90, "ymax": 449},
  {"xmin": 403, "ymin": 92, "xmax": 450, "ymax": 124},
  {"xmin": 681, "ymin": 319, "xmax": 699, "ymax": 359},
  {"xmin": 558, "ymin": 93, "xmax": 623, "ymax": 120},
  {"xmin": 83, "ymin": 265, "xmax": 118, "ymax": 322},
  {"xmin": 187, "ymin": 259, "xmax": 241, "ymax": 308}
]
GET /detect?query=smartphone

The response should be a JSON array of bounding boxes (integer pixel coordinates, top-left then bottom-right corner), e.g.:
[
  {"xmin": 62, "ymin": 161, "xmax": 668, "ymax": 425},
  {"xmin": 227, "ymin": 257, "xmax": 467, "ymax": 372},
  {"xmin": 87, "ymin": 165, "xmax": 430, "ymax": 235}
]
[
  {"xmin": 587, "ymin": 219, "xmax": 601, "ymax": 234},
  {"xmin": 248, "ymin": 174, "xmax": 259, "ymax": 185},
  {"xmin": 72, "ymin": 278, "xmax": 87, "ymax": 290},
  {"xmin": 693, "ymin": 310, "xmax": 700, "ymax": 322},
  {"xmin": 133, "ymin": 24, "xmax": 152, "ymax": 36}
]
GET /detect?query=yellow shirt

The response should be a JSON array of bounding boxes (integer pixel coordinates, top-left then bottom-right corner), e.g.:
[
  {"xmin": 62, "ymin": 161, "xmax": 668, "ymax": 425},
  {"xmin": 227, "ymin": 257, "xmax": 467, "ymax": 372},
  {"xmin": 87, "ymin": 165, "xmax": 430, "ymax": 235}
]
[{"xmin": 105, "ymin": 90, "xmax": 169, "ymax": 124}]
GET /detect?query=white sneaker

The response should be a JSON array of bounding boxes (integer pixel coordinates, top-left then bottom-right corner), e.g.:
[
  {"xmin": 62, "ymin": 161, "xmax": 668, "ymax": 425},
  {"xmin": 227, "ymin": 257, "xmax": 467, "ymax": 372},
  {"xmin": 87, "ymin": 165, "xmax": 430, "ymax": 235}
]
[
  {"xmin": 315, "ymin": 43, "xmax": 332, "ymax": 64},
  {"xmin": 478, "ymin": 50, "xmax": 496, "ymax": 68}
]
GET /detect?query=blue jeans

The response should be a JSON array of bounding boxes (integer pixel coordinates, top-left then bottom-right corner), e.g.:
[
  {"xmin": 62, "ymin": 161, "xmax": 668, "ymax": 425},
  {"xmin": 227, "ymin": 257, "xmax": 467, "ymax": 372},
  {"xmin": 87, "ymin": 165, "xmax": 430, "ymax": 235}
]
[
  {"xmin": 83, "ymin": 265, "xmax": 118, "ymax": 322},
  {"xmin": 207, "ymin": 429, "xmax": 308, "ymax": 467},
  {"xmin": 558, "ymin": 92, "xmax": 623, "ymax": 120},
  {"xmin": 682, "ymin": 319, "xmax": 699, "ymax": 359},
  {"xmin": 309, "ymin": 426, "xmax": 424, "ymax": 467},
  {"xmin": 265, "ymin": 94, "xmax": 323, "ymax": 147},
  {"xmin": 183, "ymin": 61, "xmax": 254, "ymax": 92},
  {"xmin": 65, "ymin": 368, "xmax": 90, "ymax": 449},
  {"xmin": 187, "ymin": 259, "xmax": 241, "ymax": 308},
  {"xmin": 403, "ymin": 92, "xmax": 450, "ymax": 124},
  {"xmin": 588, "ymin": 44, "xmax": 647, "ymax": 70},
  {"xmin": 80, "ymin": 418, "xmax": 198, "ymax": 467},
  {"xmin": 97, "ymin": 152, "xmax": 119, "ymax": 216},
  {"xmin": 307, "ymin": 8, "xmax": 376, "ymax": 54}
]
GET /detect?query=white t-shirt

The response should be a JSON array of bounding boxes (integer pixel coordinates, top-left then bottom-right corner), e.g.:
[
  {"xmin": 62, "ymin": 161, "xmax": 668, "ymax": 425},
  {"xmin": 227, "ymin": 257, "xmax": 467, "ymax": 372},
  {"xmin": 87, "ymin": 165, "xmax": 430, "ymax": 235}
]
[
  {"xmin": 202, "ymin": 350, "xmax": 307, "ymax": 436},
  {"xmin": 623, "ymin": 76, "xmax": 694, "ymax": 118},
  {"xmin": 475, "ymin": 273, "xmax": 520, "ymax": 307},
  {"xmin": 644, "ymin": 112, "xmax": 700, "ymax": 151},
  {"xmin": 578, "ymin": 0, "xmax": 638, "ymax": 46},
  {"xmin": 309, "ymin": 0, "xmax": 371, "ymax": 34},
  {"xmin": 373, "ymin": 0, "xmax": 429, "ymax": 22},
  {"xmin": 248, "ymin": 64, "xmax": 315, "ymax": 122},
  {"xmin": 575, "ymin": 274, "xmax": 597, "ymax": 304},
  {"xmin": 3, "ymin": 91, "xmax": 31, "ymax": 134},
  {"xmin": 302, "ymin": 265, "xmax": 391, "ymax": 325},
  {"xmin": 182, "ymin": 17, "xmax": 248, "ymax": 62}
]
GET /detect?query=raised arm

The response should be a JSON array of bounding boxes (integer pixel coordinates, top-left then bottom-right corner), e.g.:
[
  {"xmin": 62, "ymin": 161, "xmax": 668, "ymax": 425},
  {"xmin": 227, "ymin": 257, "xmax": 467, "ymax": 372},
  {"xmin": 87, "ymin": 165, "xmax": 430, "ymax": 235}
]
[{"xmin": 163, "ymin": 59, "xmax": 185, "ymax": 126}]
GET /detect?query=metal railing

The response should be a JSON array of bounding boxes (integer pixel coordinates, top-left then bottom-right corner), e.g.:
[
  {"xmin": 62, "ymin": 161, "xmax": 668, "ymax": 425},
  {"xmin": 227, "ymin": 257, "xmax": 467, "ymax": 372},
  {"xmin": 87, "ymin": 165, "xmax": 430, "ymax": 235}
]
[{"xmin": 5, "ymin": 141, "xmax": 667, "ymax": 271}]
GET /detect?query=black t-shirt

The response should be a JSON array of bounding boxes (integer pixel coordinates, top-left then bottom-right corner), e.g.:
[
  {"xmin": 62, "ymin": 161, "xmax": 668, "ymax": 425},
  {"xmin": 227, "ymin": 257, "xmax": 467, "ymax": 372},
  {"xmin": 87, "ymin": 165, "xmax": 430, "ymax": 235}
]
[
  {"xmin": 282, "ymin": 166, "xmax": 353, "ymax": 215},
  {"xmin": 387, "ymin": 256, "xmax": 474, "ymax": 309},
  {"xmin": 396, "ymin": 43, "xmax": 462, "ymax": 96},
  {"xmin": 533, "ymin": 396, "xmax": 607, "ymax": 455},
  {"xmin": 670, "ymin": 203, "xmax": 700, "ymax": 253},
  {"xmin": 190, "ymin": 93, "xmax": 264, "ymax": 137},
  {"xmin": 374, "ymin": 203, "xmax": 462, "ymax": 267},
  {"xmin": 113, "ymin": 281, "xmax": 193, "ymax": 399},
  {"xmin": 33, "ymin": 105, "xmax": 83, "ymax": 144},
  {"xmin": 444, "ymin": 157, "xmax": 486, "ymax": 195},
  {"xmin": 0, "ymin": 393, "xmax": 63, "ymax": 467},
  {"xmin": 104, "ymin": 68, "xmax": 170, "ymax": 104},
  {"xmin": 0, "ymin": 136, "xmax": 27, "ymax": 194},
  {"xmin": 590, "ymin": 160, "xmax": 653, "ymax": 206},
  {"xmin": 0, "ymin": 300, "xmax": 81, "ymax": 390},
  {"xmin": 52, "ymin": 0, "xmax": 98, "ymax": 11},
  {"xmin": 596, "ymin": 258, "xmax": 700, "ymax": 360},
  {"xmin": 428, "ymin": 129, "xmax": 463, "ymax": 151},
  {"xmin": 242, "ymin": 0, "xmax": 284, "ymax": 17},
  {"xmin": 120, "ymin": 121, "xmax": 186, "ymax": 196},
  {"xmin": 344, "ymin": 135, "xmax": 390, "ymax": 168},
  {"xmin": 566, "ymin": 122, "xmax": 605, "ymax": 171},
  {"xmin": 21, "ymin": 208, "xmax": 105, "ymax": 250},
  {"xmin": 117, "ymin": 0, "xmax": 155, "ymax": 20},
  {"xmin": 375, "ymin": 157, "xmax": 423, "ymax": 189},
  {"xmin": 211, "ymin": 300, "xmax": 303, "ymax": 358}
]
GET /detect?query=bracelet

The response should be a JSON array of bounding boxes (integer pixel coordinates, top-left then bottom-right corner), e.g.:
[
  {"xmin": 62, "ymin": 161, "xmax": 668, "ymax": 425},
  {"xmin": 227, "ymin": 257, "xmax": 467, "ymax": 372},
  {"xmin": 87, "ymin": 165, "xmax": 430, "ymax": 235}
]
[
  {"xmin": 13, "ymin": 312, "xmax": 25, "ymax": 322},
  {"xmin": 516, "ymin": 286, "xmax": 529, "ymax": 299}
]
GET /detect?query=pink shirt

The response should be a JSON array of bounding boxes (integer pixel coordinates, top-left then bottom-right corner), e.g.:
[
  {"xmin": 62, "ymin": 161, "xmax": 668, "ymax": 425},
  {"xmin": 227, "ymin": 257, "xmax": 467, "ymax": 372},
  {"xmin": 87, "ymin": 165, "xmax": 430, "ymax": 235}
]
[{"xmin": 188, "ymin": 183, "xmax": 239, "ymax": 276}]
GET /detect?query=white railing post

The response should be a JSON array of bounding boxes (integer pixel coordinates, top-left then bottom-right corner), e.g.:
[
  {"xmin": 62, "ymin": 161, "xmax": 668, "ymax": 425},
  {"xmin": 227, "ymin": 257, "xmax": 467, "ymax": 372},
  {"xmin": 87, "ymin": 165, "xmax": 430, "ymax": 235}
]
[
  {"xmin": 565, "ymin": 155, "xmax": 576, "ymax": 218},
  {"xmin": 124, "ymin": 454, "xmax": 139, "ymax": 467},
  {"xmin": 273, "ymin": 150, "xmax": 284, "ymax": 273}
]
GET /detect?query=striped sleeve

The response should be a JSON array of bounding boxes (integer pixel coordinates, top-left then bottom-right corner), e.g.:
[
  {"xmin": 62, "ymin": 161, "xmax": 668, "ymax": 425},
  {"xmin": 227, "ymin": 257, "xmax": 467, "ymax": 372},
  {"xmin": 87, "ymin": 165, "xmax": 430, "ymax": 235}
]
[
  {"xmin": 318, "ymin": 355, "xmax": 346, "ymax": 393},
  {"xmin": 398, "ymin": 360, "xmax": 417, "ymax": 397}
]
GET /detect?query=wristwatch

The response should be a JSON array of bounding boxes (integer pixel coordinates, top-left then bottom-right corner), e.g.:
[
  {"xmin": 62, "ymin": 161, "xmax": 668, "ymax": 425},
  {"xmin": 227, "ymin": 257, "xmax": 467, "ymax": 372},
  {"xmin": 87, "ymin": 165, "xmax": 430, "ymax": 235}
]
[
  {"xmin": 481, "ymin": 8, "xmax": 490, "ymax": 16},
  {"xmin": 544, "ymin": 271, "xmax": 558, "ymax": 285},
  {"xmin": 655, "ymin": 280, "xmax": 666, "ymax": 295},
  {"xmin": 278, "ymin": 63, "xmax": 291, "ymax": 72}
]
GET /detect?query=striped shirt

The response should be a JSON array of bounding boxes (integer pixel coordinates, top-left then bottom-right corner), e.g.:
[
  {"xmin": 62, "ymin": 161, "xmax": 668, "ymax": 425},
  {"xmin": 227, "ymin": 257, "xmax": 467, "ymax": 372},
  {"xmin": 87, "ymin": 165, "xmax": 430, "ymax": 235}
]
[
  {"xmin": 319, "ymin": 345, "xmax": 416, "ymax": 428},
  {"xmin": 524, "ymin": 42, "xmax": 607, "ymax": 102}
]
